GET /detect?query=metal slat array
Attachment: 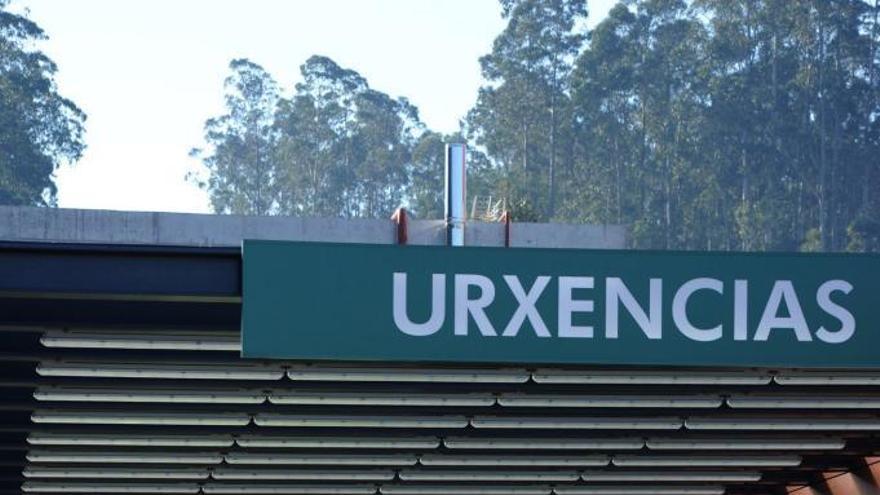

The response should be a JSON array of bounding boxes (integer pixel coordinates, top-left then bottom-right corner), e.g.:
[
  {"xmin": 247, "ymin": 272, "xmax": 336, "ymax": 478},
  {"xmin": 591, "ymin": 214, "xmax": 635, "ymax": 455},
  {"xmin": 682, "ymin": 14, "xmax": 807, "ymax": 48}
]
[{"xmin": 0, "ymin": 329, "xmax": 866, "ymax": 495}]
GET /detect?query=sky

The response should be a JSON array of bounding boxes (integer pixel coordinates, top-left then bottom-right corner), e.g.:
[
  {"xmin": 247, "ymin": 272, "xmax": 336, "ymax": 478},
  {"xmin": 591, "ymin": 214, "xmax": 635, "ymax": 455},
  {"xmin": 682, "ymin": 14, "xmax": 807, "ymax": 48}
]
[{"xmin": 11, "ymin": 0, "xmax": 617, "ymax": 214}]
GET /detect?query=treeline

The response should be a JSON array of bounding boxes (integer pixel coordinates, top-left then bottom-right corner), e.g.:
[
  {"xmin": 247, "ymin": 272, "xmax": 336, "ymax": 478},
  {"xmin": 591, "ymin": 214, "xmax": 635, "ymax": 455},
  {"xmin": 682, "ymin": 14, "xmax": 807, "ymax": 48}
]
[
  {"xmin": 195, "ymin": 0, "xmax": 880, "ymax": 252},
  {"xmin": 0, "ymin": 0, "xmax": 86, "ymax": 206}
]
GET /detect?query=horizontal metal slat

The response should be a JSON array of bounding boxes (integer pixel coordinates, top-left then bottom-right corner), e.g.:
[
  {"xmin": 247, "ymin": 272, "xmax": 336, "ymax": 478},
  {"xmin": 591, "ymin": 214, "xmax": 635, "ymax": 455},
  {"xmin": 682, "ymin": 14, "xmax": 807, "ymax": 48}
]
[
  {"xmin": 645, "ymin": 436, "xmax": 846, "ymax": 450},
  {"xmin": 498, "ymin": 394, "xmax": 721, "ymax": 408},
  {"xmin": 470, "ymin": 416, "xmax": 683, "ymax": 430},
  {"xmin": 235, "ymin": 435, "xmax": 440, "ymax": 449},
  {"xmin": 26, "ymin": 450, "xmax": 224, "ymax": 464},
  {"xmin": 41, "ymin": 329, "xmax": 241, "ymax": 352},
  {"xmin": 442, "ymin": 437, "xmax": 644, "ymax": 450},
  {"xmin": 552, "ymin": 487, "xmax": 724, "ymax": 495},
  {"xmin": 685, "ymin": 416, "xmax": 880, "ymax": 431},
  {"xmin": 287, "ymin": 367, "xmax": 530, "ymax": 384},
  {"xmin": 31, "ymin": 410, "xmax": 251, "ymax": 426},
  {"xmin": 27, "ymin": 433, "xmax": 234, "ymax": 447},
  {"xmin": 775, "ymin": 372, "xmax": 880, "ymax": 386},
  {"xmin": 23, "ymin": 466, "xmax": 208, "ymax": 479},
  {"xmin": 579, "ymin": 470, "xmax": 761, "ymax": 482},
  {"xmin": 37, "ymin": 361, "xmax": 283, "ymax": 381},
  {"xmin": 254, "ymin": 414, "xmax": 467, "ymax": 429},
  {"xmin": 727, "ymin": 394, "xmax": 880, "ymax": 409},
  {"xmin": 418, "ymin": 454, "xmax": 609, "ymax": 467},
  {"xmin": 224, "ymin": 453, "xmax": 418, "ymax": 466},
  {"xmin": 202, "ymin": 484, "xmax": 378, "ymax": 494},
  {"xmin": 34, "ymin": 387, "xmax": 266, "ymax": 404},
  {"xmin": 268, "ymin": 392, "xmax": 495, "ymax": 407},
  {"xmin": 379, "ymin": 485, "xmax": 549, "ymax": 495},
  {"xmin": 398, "ymin": 470, "xmax": 579, "ymax": 482},
  {"xmin": 21, "ymin": 481, "xmax": 201, "ymax": 493},
  {"xmin": 210, "ymin": 468, "xmax": 395, "ymax": 481},
  {"xmin": 532, "ymin": 370, "xmax": 771, "ymax": 386},
  {"xmin": 611, "ymin": 455, "xmax": 802, "ymax": 467}
]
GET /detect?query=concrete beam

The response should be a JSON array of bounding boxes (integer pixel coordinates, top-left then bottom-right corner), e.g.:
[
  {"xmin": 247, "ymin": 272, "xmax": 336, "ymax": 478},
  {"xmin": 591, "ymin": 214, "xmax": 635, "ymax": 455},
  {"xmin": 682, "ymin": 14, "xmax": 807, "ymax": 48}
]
[
  {"xmin": 787, "ymin": 461, "xmax": 880, "ymax": 495},
  {"xmin": 788, "ymin": 487, "xmax": 824, "ymax": 495},
  {"xmin": 865, "ymin": 457, "xmax": 880, "ymax": 487},
  {"xmin": 0, "ymin": 206, "xmax": 627, "ymax": 249},
  {"xmin": 822, "ymin": 470, "xmax": 873, "ymax": 495}
]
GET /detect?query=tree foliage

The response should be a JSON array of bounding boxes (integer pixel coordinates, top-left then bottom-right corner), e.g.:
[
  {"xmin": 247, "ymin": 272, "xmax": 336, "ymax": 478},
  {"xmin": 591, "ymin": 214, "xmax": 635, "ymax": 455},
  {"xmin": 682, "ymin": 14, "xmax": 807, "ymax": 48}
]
[
  {"xmin": 0, "ymin": 0, "xmax": 85, "ymax": 206},
  {"xmin": 466, "ymin": 0, "xmax": 587, "ymax": 219},
  {"xmin": 191, "ymin": 59, "xmax": 279, "ymax": 215},
  {"xmin": 196, "ymin": 56, "xmax": 423, "ymax": 219},
  {"xmin": 193, "ymin": 0, "xmax": 880, "ymax": 253},
  {"xmin": 557, "ymin": 0, "xmax": 880, "ymax": 251}
]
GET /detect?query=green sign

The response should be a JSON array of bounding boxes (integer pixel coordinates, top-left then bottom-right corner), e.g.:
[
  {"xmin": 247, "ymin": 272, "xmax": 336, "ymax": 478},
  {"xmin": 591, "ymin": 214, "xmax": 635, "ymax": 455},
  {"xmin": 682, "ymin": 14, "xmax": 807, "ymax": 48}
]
[{"xmin": 241, "ymin": 240, "xmax": 880, "ymax": 367}]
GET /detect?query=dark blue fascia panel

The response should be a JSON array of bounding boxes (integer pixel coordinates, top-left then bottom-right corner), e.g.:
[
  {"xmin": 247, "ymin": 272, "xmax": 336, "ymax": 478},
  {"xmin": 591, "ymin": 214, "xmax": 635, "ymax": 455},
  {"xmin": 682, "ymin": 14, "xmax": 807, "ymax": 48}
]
[{"xmin": 0, "ymin": 242, "xmax": 241, "ymax": 301}]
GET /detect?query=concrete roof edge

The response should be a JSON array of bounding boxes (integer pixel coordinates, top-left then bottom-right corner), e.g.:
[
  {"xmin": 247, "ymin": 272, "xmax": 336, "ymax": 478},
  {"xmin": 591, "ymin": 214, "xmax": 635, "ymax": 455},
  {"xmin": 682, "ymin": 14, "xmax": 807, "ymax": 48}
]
[{"xmin": 0, "ymin": 206, "xmax": 627, "ymax": 249}]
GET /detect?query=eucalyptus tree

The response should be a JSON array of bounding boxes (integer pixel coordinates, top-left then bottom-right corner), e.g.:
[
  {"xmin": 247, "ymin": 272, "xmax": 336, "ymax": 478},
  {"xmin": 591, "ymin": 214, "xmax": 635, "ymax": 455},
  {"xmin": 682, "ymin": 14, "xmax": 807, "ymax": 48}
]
[
  {"xmin": 349, "ymin": 90, "xmax": 419, "ymax": 218},
  {"xmin": 273, "ymin": 56, "xmax": 367, "ymax": 217},
  {"xmin": 793, "ymin": 0, "xmax": 880, "ymax": 251},
  {"xmin": 566, "ymin": 0, "xmax": 880, "ymax": 252},
  {"xmin": 566, "ymin": 4, "xmax": 645, "ymax": 230},
  {"xmin": 408, "ymin": 131, "xmax": 445, "ymax": 219},
  {"xmin": 569, "ymin": 0, "xmax": 710, "ymax": 249},
  {"xmin": 697, "ymin": 0, "xmax": 880, "ymax": 252},
  {"xmin": 274, "ymin": 55, "xmax": 421, "ymax": 218},
  {"xmin": 0, "ymin": 0, "xmax": 86, "ymax": 206},
  {"xmin": 626, "ymin": 0, "xmax": 711, "ymax": 250},
  {"xmin": 192, "ymin": 59, "xmax": 280, "ymax": 215},
  {"xmin": 466, "ymin": 0, "xmax": 588, "ymax": 220},
  {"xmin": 192, "ymin": 0, "xmax": 880, "ymax": 253}
]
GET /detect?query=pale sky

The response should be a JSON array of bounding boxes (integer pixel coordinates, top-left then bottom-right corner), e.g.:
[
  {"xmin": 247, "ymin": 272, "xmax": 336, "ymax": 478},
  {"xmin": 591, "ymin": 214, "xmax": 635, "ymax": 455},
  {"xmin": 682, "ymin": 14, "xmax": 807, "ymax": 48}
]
[{"xmin": 11, "ymin": 0, "xmax": 617, "ymax": 214}]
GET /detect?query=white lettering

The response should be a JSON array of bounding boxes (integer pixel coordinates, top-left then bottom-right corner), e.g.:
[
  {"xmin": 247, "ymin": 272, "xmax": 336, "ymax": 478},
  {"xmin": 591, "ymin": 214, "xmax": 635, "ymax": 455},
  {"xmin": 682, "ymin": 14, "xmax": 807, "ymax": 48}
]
[
  {"xmin": 753, "ymin": 281, "xmax": 812, "ymax": 342},
  {"xmin": 390, "ymin": 272, "xmax": 856, "ymax": 346},
  {"xmin": 392, "ymin": 273, "xmax": 446, "ymax": 336},
  {"xmin": 558, "ymin": 276, "xmax": 595, "ymax": 338},
  {"xmin": 815, "ymin": 280, "xmax": 855, "ymax": 344},
  {"xmin": 605, "ymin": 278, "xmax": 662, "ymax": 339},
  {"xmin": 673, "ymin": 278, "xmax": 723, "ymax": 342},
  {"xmin": 454, "ymin": 274, "xmax": 497, "ymax": 336},
  {"xmin": 502, "ymin": 275, "xmax": 551, "ymax": 337},
  {"xmin": 733, "ymin": 280, "xmax": 748, "ymax": 341}
]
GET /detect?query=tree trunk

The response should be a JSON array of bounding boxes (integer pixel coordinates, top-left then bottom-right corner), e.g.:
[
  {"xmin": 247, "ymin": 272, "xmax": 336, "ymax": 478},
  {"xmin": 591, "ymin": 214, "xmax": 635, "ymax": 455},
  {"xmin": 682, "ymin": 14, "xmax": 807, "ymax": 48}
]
[
  {"xmin": 615, "ymin": 136, "xmax": 622, "ymax": 225},
  {"xmin": 817, "ymin": 3, "xmax": 831, "ymax": 251},
  {"xmin": 548, "ymin": 99, "xmax": 556, "ymax": 219},
  {"xmin": 864, "ymin": 0, "xmax": 879, "ymax": 213}
]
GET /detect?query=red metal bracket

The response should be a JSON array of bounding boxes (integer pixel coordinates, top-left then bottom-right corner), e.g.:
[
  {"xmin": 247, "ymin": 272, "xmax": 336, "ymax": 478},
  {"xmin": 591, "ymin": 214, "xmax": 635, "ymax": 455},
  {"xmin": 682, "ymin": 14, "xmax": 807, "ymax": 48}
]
[
  {"xmin": 391, "ymin": 208, "xmax": 408, "ymax": 245},
  {"xmin": 500, "ymin": 211, "xmax": 511, "ymax": 247}
]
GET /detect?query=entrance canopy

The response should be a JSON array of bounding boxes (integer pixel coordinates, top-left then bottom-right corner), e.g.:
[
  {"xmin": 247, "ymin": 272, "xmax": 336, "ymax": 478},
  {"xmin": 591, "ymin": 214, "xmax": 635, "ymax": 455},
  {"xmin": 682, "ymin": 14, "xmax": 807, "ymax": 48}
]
[{"xmin": 0, "ymin": 207, "xmax": 878, "ymax": 495}]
